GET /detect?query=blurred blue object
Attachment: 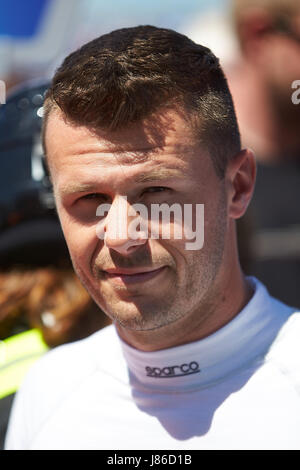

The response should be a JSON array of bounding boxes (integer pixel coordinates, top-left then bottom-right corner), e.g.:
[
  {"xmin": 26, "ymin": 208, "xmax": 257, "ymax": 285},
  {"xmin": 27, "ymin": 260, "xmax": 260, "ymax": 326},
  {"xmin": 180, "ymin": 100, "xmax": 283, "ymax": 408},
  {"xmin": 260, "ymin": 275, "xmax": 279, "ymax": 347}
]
[{"xmin": 0, "ymin": 0, "xmax": 51, "ymax": 38}]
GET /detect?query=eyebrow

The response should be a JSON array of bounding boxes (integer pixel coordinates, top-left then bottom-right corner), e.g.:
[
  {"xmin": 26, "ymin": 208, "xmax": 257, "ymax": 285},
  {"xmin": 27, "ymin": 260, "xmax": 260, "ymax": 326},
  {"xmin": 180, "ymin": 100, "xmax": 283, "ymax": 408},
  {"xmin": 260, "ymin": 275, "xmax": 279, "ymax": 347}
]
[
  {"xmin": 59, "ymin": 168, "xmax": 186, "ymax": 196},
  {"xmin": 133, "ymin": 168, "xmax": 185, "ymax": 183},
  {"xmin": 59, "ymin": 182, "xmax": 102, "ymax": 196}
]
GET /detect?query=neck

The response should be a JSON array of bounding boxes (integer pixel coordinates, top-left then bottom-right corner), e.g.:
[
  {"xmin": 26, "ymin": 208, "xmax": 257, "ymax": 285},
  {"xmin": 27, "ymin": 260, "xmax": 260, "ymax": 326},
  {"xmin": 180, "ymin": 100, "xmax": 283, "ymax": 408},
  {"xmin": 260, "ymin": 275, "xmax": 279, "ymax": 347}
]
[{"xmin": 116, "ymin": 226, "xmax": 253, "ymax": 352}]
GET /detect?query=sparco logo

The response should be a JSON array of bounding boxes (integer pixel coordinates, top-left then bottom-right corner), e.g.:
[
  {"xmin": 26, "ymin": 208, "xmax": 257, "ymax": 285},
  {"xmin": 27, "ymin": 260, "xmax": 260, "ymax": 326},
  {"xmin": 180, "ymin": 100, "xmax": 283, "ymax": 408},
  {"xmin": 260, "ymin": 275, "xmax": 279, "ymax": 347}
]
[{"xmin": 146, "ymin": 361, "xmax": 200, "ymax": 378}]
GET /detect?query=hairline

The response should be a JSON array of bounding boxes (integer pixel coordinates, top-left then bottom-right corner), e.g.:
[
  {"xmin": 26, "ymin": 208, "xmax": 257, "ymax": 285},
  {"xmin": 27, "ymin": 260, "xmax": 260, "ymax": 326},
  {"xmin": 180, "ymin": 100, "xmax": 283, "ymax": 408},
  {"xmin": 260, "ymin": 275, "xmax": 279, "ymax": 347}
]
[{"xmin": 42, "ymin": 98, "xmax": 229, "ymax": 181}]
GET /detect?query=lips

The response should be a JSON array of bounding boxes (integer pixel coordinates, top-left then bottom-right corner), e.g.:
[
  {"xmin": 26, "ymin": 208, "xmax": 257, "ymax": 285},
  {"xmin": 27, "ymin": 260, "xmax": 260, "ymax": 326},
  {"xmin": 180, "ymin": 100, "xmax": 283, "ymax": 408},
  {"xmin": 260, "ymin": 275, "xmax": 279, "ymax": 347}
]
[
  {"xmin": 104, "ymin": 267, "xmax": 163, "ymax": 275},
  {"xmin": 102, "ymin": 266, "xmax": 166, "ymax": 284}
]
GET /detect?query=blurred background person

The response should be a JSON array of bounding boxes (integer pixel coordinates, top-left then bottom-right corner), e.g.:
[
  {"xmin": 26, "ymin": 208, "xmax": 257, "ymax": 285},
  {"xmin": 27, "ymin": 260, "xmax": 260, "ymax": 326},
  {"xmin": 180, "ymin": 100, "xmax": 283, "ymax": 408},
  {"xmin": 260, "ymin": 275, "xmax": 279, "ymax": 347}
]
[
  {"xmin": 0, "ymin": 81, "xmax": 110, "ymax": 449},
  {"xmin": 229, "ymin": 0, "xmax": 300, "ymax": 161},
  {"xmin": 226, "ymin": 0, "xmax": 300, "ymax": 308}
]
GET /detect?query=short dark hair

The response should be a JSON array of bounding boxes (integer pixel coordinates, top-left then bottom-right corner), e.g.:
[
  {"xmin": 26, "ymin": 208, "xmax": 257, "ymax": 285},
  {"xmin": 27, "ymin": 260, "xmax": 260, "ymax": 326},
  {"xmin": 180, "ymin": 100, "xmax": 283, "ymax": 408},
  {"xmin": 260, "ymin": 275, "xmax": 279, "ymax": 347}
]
[{"xmin": 43, "ymin": 25, "xmax": 241, "ymax": 178}]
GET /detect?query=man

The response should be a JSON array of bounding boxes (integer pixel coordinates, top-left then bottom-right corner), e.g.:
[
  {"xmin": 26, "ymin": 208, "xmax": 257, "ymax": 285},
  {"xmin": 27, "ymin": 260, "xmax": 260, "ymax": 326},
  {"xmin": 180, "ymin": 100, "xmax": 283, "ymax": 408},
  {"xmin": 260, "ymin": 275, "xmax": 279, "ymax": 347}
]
[
  {"xmin": 229, "ymin": 0, "xmax": 300, "ymax": 161},
  {"xmin": 5, "ymin": 26, "xmax": 300, "ymax": 450},
  {"xmin": 228, "ymin": 0, "xmax": 300, "ymax": 307}
]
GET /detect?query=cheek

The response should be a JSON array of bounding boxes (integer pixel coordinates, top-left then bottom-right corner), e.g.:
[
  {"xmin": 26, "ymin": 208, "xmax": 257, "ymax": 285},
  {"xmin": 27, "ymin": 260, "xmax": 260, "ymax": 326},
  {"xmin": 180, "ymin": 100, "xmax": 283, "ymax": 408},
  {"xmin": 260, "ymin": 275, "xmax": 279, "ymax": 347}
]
[
  {"xmin": 267, "ymin": 41, "xmax": 300, "ymax": 85},
  {"xmin": 58, "ymin": 209, "xmax": 100, "ymax": 272},
  {"xmin": 157, "ymin": 193, "xmax": 221, "ymax": 263}
]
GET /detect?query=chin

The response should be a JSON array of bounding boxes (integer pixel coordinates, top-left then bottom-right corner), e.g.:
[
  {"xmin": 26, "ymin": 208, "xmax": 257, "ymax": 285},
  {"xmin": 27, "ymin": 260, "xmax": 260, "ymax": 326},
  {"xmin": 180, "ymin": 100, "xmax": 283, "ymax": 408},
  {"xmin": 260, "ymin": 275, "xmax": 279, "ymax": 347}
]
[
  {"xmin": 111, "ymin": 302, "xmax": 183, "ymax": 332},
  {"xmin": 111, "ymin": 306, "xmax": 160, "ymax": 331}
]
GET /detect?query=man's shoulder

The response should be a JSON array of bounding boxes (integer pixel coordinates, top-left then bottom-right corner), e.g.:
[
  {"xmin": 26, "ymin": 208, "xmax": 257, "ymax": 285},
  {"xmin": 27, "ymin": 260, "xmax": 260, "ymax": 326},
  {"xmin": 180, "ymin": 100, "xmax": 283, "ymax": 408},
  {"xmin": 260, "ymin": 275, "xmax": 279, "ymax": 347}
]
[
  {"xmin": 6, "ymin": 325, "xmax": 123, "ymax": 443},
  {"xmin": 267, "ymin": 308, "xmax": 300, "ymax": 355},
  {"xmin": 20, "ymin": 324, "xmax": 121, "ymax": 396},
  {"xmin": 32, "ymin": 323, "xmax": 118, "ymax": 374},
  {"xmin": 5, "ymin": 324, "xmax": 126, "ymax": 449},
  {"xmin": 265, "ymin": 308, "xmax": 300, "ymax": 390}
]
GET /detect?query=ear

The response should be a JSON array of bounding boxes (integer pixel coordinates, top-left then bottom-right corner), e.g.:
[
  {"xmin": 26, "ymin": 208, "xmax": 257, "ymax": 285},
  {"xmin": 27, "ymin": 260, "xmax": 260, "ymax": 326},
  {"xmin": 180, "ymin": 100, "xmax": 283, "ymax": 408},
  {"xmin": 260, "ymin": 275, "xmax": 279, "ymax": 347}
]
[{"xmin": 226, "ymin": 149, "xmax": 256, "ymax": 220}]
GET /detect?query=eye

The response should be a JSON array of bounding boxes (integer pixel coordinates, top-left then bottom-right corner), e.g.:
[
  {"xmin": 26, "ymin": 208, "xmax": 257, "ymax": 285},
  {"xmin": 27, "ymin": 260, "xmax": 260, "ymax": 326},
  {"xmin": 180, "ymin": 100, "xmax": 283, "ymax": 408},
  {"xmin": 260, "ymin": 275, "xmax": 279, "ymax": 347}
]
[
  {"xmin": 142, "ymin": 186, "xmax": 170, "ymax": 194},
  {"xmin": 81, "ymin": 193, "xmax": 98, "ymax": 199},
  {"xmin": 78, "ymin": 193, "xmax": 108, "ymax": 202}
]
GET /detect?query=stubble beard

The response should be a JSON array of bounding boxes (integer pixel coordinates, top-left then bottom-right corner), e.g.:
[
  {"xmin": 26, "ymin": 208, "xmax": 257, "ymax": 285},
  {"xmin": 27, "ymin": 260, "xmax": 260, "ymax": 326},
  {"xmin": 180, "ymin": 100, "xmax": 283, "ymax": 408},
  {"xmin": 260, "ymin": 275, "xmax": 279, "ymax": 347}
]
[
  {"xmin": 70, "ymin": 191, "xmax": 227, "ymax": 333},
  {"xmin": 111, "ymin": 191, "xmax": 228, "ymax": 332}
]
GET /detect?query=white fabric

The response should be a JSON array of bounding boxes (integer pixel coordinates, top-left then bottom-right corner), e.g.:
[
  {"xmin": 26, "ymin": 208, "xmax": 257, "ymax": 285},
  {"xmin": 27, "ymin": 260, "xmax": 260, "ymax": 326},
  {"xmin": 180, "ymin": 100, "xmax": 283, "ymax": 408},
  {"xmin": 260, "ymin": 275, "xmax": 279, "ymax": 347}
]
[{"xmin": 5, "ymin": 278, "xmax": 300, "ymax": 450}]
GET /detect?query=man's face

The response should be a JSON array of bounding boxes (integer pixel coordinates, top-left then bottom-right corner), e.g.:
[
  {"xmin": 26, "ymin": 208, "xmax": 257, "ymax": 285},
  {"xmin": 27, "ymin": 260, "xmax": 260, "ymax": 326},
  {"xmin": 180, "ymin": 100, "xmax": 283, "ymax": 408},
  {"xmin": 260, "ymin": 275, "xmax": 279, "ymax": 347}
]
[
  {"xmin": 46, "ymin": 108, "xmax": 228, "ymax": 333},
  {"xmin": 264, "ymin": 12, "xmax": 300, "ymax": 126}
]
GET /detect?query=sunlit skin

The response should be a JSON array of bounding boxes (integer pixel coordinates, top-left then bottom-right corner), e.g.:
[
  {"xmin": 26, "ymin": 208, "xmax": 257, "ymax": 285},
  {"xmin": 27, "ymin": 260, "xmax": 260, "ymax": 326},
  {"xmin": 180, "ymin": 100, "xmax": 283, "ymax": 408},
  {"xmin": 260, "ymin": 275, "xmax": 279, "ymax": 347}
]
[{"xmin": 45, "ymin": 107, "xmax": 256, "ymax": 351}]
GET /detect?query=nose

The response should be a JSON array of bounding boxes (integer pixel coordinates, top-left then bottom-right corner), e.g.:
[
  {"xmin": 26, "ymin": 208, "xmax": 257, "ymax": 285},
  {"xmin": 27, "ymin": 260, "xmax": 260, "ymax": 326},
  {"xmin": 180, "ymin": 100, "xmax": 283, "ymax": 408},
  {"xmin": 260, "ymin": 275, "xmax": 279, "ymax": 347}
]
[{"xmin": 103, "ymin": 196, "xmax": 148, "ymax": 255}]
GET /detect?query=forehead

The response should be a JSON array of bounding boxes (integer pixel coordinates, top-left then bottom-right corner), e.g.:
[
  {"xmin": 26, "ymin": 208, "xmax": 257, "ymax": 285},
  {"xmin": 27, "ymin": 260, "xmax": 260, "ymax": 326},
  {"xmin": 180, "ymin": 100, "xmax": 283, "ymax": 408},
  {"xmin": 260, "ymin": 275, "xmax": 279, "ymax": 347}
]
[{"xmin": 45, "ymin": 108, "xmax": 213, "ymax": 186}]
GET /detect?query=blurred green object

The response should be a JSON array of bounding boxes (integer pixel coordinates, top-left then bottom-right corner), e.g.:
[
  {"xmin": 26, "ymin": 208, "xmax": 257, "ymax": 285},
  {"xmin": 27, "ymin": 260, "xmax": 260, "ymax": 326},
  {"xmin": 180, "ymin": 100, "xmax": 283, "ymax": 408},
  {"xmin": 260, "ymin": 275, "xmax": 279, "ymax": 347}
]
[{"xmin": 0, "ymin": 329, "xmax": 48, "ymax": 400}]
